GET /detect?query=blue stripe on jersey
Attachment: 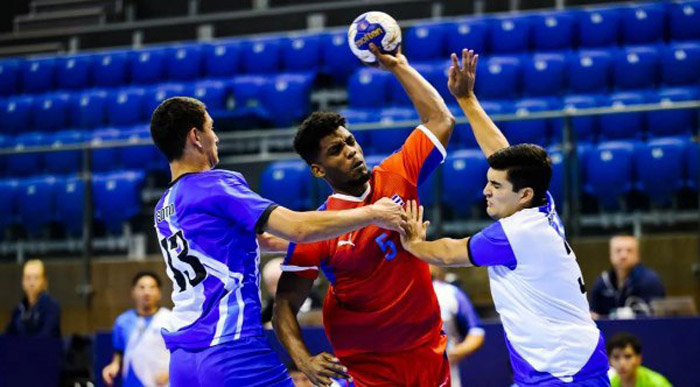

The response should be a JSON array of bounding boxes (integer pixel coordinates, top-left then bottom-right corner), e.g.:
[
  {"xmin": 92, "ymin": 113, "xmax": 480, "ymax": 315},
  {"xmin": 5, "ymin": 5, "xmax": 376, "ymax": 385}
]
[
  {"xmin": 417, "ymin": 147, "xmax": 443, "ymax": 187},
  {"xmin": 320, "ymin": 260, "xmax": 337, "ymax": 285},
  {"xmin": 468, "ymin": 222, "xmax": 518, "ymax": 270}
]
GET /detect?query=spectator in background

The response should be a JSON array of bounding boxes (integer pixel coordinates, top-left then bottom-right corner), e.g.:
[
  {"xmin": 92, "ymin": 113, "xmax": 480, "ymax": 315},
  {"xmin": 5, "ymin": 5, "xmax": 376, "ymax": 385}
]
[
  {"xmin": 431, "ymin": 265, "xmax": 485, "ymax": 387},
  {"xmin": 590, "ymin": 235, "xmax": 666, "ymax": 319},
  {"xmin": 607, "ymin": 332, "xmax": 671, "ymax": 387},
  {"xmin": 5, "ymin": 259, "xmax": 61, "ymax": 338},
  {"xmin": 102, "ymin": 272, "xmax": 171, "ymax": 387},
  {"xmin": 261, "ymin": 258, "xmax": 321, "ymax": 325}
]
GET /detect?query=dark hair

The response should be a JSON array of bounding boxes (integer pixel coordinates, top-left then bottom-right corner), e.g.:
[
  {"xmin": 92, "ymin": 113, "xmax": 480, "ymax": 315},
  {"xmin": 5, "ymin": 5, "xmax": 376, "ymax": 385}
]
[
  {"xmin": 487, "ymin": 144, "xmax": 552, "ymax": 207},
  {"xmin": 150, "ymin": 97, "xmax": 207, "ymax": 162},
  {"xmin": 607, "ymin": 332, "xmax": 642, "ymax": 355},
  {"xmin": 294, "ymin": 112, "xmax": 347, "ymax": 164},
  {"xmin": 131, "ymin": 271, "xmax": 162, "ymax": 288}
]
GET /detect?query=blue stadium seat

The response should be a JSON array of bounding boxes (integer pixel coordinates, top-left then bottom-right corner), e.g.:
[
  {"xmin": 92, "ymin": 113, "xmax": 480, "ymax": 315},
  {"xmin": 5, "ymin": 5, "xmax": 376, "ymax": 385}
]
[
  {"xmin": 568, "ymin": 50, "xmax": 613, "ymax": 94},
  {"xmin": 107, "ymin": 88, "xmax": 146, "ymax": 126},
  {"xmin": 204, "ymin": 40, "xmax": 241, "ymax": 78},
  {"xmin": 260, "ymin": 160, "xmax": 312, "ymax": 210},
  {"xmin": 32, "ymin": 93, "xmax": 70, "ymax": 132},
  {"xmin": 119, "ymin": 125, "xmax": 157, "ymax": 171},
  {"xmin": 262, "ymin": 73, "xmax": 314, "ymax": 127},
  {"xmin": 44, "ymin": 130, "xmax": 85, "ymax": 174},
  {"xmin": 646, "ymin": 87, "xmax": 699, "ymax": 138},
  {"xmin": 69, "ymin": 90, "xmax": 107, "ymax": 129},
  {"xmin": 475, "ymin": 56, "xmax": 521, "ymax": 99},
  {"xmin": 661, "ymin": 42, "xmax": 700, "ymax": 86},
  {"xmin": 523, "ymin": 53, "xmax": 567, "ymax": 97},
  {"xmin": 56, "ymin": 54, "xmax": 93, "ymax": 90},
  {"xmin": 90, "ymin": 129, "xmax": 121, "ymax": 172},
  {"xmin": 0, "ymin": 134, "xmax": 7, "ymax": 174},
  {"xmin": 229, "ymin": 75, "xmax": 270, "ymax": 126},
  {"xmin": 531, "ymin": 11, "xmax": 576, "ymax": 51},
  {"xmin": 190, "ymin": 80, "xmax": 228, "ymax": 112},
  {"xmin": 669, "ymin": 1, "xmax": 700, "ymax": 41},
  {"xmin": 242, "ymin": 37, "xmax": 282, "ymax": 74},
  {"xmin": 620, "ymin": 3, "xmax": 666, "ymax": 45},
  {"xmin": 143, "ymin": 84, "xmax": 185, "ymax": 118},
  {"xmin": 504, "ymin": 98, "xmax": 555, "ymax": 146},
  {"xmin": 338, "ymin": 108, "xmax": 374, "ymax": 148},
  {"xmin": 560, "ymin": 94, "xmax": 603, "ymax": 142},
  {"xmin": 613, "ymin": 45, "xmax": 660, "ymax": 90},
  {"xmin": 55, "ymin": 176, "xmax": 85, "ymax": 236},
  {"xmin": 404, "ymin": 22, "xmax": 447, "ymax": 61},
  {"xmin": 281, "ymin": 33, "xmax": 323, "ymax": 72},
  {"xmin": 7, "ymin": 132, "xmax": 45, "ymax": 176},
  {"xmin": 17, "ymin": 176, "xmax": 56, "ymax": 236},
  {"xmin": 448, "ymin": 101, "xmax": 513, "ymax": 149},
  {"xmin": 92, "ymin": 51, "xmax": 129, "ymax": 87},
  {"xmin": 93, "ymin": 170, "xmax": 145, "ymax": 234},
  {"xmin": 585, "ymin": 141, "xmax": 636, "ymax": 210},
  {"xmin": 370, "ymin": 108, "xmax": 418, "ymax": 154},
  {"xmin": 0, "ymin": 59, "xmax": 21, "ymax": 96},
  {"xmin": 577, "ymin": 7, "xmax": 621, "ymax": 48},
  {"xmin": 489, "ymin": 15, "xmax": 532, "ymax": 53},
  {"xmin": 348, "ymin": 69, "xmax": 391, "ymax": 108},
  {"xmin": 389, "ymin": 62, "xmax": 436, "ymax": 106},
  {"xmin": 547, "ymin": 147, "xmax": 565, "ymax": 206},
  {"xmin": 129, "ymin": 47, "xmax": 166, "ymax": 85},
  {"xmin": 445, "ymin": 18, "xmax": 489, "ymax": 56},
  {"xmin": 442, "ymin": 149, "xmax": 489, "ymax": 216},
  {"xmin": 599, "ymin": 92, "xmax": 647, "ymax": 140},
  {"xmin": 21, "ymin": 57, "xmax": 56, "ymax": 94},
  {"xmin": 0, "ymin": 179, "xmax": 19, "ymax": 230},
  {"xmin": 166, "ymin": 44, "xmax": 203, "ymax": 81},
  {"xmin": 686, "ymin": 141, "xmax": 698, "ymax": 191},
  {"xmin": 634, "ymin": 137, "xmax": 687, "ymax": 206},
  {"xmin": 0, "ymin": 96, "xmax": 33, "ymax": 135},
  {"xmin": 320, "ymin": 31, "xmax": 360, "ymax": 83}
]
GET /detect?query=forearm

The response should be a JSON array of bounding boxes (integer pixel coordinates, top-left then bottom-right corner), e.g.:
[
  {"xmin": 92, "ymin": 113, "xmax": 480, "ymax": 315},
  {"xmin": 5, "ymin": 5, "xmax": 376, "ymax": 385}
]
[
  {"xmin": 265, "ymin": 206, "xmax": 375, "ymax": 244},
  {"xmin": 403, "ymin": 238, "xmax": 472, "ymax": 267},
  {"xmin": 451, "ymin": 334, "xmax": 484, "ymax": 359},
  {"xmin": 456, "ymin": 95, "xmax": 509, "ymax": 158},
  {"xmin": 257, "ymin": 232, "xmax": 290, "ymax": 253},
  {"xmin": 392, "ymin": 64, "xmax": 453, "ymax": 126},
  {"xmin": 272, "ymin": 298, "xmax": 313, "ymax": 366}
]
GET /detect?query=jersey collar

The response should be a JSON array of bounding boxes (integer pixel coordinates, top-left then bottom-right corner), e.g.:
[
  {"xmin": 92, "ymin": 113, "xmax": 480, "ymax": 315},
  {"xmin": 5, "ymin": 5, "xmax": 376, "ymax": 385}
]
[{"xmin": 330, "ymin": 183, "xmax": 371, "ymax": 203}]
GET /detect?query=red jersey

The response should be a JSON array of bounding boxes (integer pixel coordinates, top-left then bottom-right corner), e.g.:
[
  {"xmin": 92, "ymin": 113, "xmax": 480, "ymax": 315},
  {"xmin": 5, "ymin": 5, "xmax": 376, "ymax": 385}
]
[{"xmin": 282, "ymin": 125, "xmax": 447, "ymax": 357}]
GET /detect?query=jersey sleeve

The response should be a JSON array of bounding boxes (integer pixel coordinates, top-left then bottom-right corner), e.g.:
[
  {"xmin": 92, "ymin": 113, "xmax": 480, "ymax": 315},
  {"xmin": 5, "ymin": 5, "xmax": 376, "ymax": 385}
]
[
  {"xmin": 281, "ymin": 241, "xmax": 328, "ymax": 280},
  {"xmin": 378, "ymin": 125, "xmax": 447, "ymax": 187},
  {"xmin": 112, "ymin": 316, "xmax": 126, "ymax": 353},
  {"xmin": 454, "ymin": 288, "xmax": 485, "ymax": 337},
  {"xmin": 210, "ymin": 173, "xmax": 278, "ymax": 234},
  {"xmin": 467, "ymin": 221, "xmax": 518, "ymax": 270}
]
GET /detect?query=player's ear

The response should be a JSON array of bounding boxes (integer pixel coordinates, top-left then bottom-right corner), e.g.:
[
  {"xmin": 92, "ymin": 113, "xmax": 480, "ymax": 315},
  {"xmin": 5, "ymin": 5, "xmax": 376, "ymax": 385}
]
[
  {"xmin": 310, "ymin": 163, "xmax": 325, "ymax": 178},
  {"xmin": 189, "ymin": 127, "xmax": 203, "ymax": 149},
  {"xmin": 519, "ymin": 187, "xmax": 535, "ymax": 206}
]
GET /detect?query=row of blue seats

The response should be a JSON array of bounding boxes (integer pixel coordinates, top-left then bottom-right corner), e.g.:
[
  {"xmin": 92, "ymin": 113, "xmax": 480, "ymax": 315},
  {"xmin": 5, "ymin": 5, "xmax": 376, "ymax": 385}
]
[
  {"xmin": 262, "ymin": 137, "xmax": 699, "ymax": 214},
  {"xmin": 0, "ymin": 171, "xmax": 145, "ymax": 237},
  {"xmin": 1, "ymin": 1, "xmax": 697, "ymax": 98},
  {"xmin": 0, "ymin": 73, "xmax": 314, "ymax": 134},
  {"xmin": 350, "ymin": 42, "xmax": 700, "ymax": 105}
]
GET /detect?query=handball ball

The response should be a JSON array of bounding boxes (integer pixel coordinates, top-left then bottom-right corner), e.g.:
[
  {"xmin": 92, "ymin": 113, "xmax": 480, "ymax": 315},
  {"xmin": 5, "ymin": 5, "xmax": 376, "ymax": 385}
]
[{"xmin": 348, "ymin": 11, "xmax": 402, "ymax": 66}]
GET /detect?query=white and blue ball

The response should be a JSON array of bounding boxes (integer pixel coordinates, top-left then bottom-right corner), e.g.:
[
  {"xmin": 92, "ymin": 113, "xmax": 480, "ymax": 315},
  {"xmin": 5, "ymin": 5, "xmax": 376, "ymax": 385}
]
[{"xmin": 348, "ymin": 12, "xmax": 402, "ymax": 66}]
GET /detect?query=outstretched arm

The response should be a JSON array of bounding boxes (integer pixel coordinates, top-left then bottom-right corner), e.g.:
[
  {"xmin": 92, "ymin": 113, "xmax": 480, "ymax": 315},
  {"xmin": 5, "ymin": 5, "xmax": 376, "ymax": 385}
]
[
  {"xmin": 399, "ymin": 201, "xmax": 473, "ymax": 267},
  {"xmin": 449, "ymin": 49, "xmax": 509, "ymax": 158},
  {"xmin": 371, "ymin": 44, "xmax": 455, "ymax": 148}
]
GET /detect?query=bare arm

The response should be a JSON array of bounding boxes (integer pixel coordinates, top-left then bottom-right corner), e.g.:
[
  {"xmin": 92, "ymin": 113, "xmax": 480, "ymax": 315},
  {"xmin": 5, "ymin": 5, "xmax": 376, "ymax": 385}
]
[
  {"xmin": 273, "ymin": 273, "xmax": 351, "ymax": 386},
  {"xmin": 264, "ymin": 197, "xmax": 405, "ymax": 244},
  {"xmin": 371, "ymin": 44, "xmax": 455, "ymax": 148},
  {"xmin": 399, "ymin": 201, "xmax": 473, "ymax": 267},
  {"xmin": 257, "ymin": 232, "xmax": 289, "ymax": 253},
  {"xmin": 449, "ymin": 49, "xmax": 509, "ymax": 158},
  {"xmin": 102, "ymin": 353, "xmax": 122, "ymax": 386},
  {"xmin": 448, "ymin": 333, "xmax": 485, "ymax": 364}
]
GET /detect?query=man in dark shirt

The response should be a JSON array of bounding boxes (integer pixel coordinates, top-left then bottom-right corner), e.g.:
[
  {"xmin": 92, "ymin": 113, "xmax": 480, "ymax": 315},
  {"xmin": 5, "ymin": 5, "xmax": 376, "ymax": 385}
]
[
  {"xmin": 6, "ymin": 259, "xmax": 61, "ymax": 338},
  {"xmin": 590, "ymin": 235, "xmax": 665, "ymax": 319}
]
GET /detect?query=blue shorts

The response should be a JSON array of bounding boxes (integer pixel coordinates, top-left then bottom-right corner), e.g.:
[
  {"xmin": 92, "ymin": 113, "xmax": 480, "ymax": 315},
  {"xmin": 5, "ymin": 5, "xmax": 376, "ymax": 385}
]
[
  {"xmin": 169, "ymin": 336, "xmax": 293, "ymax": 387},
  {"xmin": 516, "ymin": 373, "xmax": 611, "ymax": 387}
]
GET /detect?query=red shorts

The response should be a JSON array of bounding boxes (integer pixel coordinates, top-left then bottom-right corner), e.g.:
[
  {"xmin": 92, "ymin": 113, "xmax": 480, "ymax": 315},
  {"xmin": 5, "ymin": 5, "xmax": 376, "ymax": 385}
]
[{"xmin": 340, "ymin": 334, "xmax": 450, "ymax": 387}]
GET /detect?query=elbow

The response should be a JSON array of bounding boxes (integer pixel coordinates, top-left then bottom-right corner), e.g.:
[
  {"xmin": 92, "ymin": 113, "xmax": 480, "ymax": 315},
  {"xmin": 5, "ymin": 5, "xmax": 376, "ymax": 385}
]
[{"xmin": 426, "ymin": 114, "xmax": 455, "ymax": 132}]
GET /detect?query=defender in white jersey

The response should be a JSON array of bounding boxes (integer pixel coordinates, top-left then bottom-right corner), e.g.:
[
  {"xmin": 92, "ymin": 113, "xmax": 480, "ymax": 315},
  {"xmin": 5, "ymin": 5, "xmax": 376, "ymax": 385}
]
[{"xmin": 398, "ymin": 50, "xmax": 610, "ymax": 386}]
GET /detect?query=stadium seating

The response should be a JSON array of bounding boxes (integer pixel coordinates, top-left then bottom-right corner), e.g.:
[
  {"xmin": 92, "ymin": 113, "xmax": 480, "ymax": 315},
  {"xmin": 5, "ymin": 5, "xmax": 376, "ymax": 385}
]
[
  {"xmin": 531, "ymin": 11, "xmax": 576, "ymax": 51},
  {"xmin": 119, "ymin": 125, "xmax": 157, "ymax": 171},
  {"xmin": 241, "ymin": 37, "xmax": 282, "ymax": 74},
  {"xmin": 321, "ymin": 31, "xmax": 360, "ymax": 82},
  {"xmin": 504, "ymin": 98, "xmax": 554, "ymax": 146},
  {"xmin": 475, "ymin": 56, "xmax": 521, "ymax": 99},
  {"xmin": 43, "ymin": 130, "xmax": 84, "ymax": 174},
  {"xmin": 338, "ymin": 107, "xmax": 373, "ymax": 148},
  {"xmin": 348, "ymin": 69, "xmax": 391, "ymax": 108},
  {"xmin": 204, "ymin": 40, "xmax": 241, "ymax": 78},
  {"xmin": 634, "ymin": 137, "xmax": 687, "ymax": 206},
  {"xmin": 165, "ymin": 44, "xmax": 203, "ymax": 81},
  {"xmin": 92, "ymin": 51, "xmax": 129, "ymax": 87},
  {"xmin": 6, "ymin": 132, "xmax": 45, "ymax": 176},
  {"xmin": 442, "ymin": 149, "xmax": 489, "ymax": 216},
  {"xmin": 404, "ymin": 22, "xmax": 447, "ymax": 61},
  {"xmin": 32, "ymin": 93, "xmax": 70, "ymax": 132},
  {"xmin": 281, "ymin": 33, "xmax": 323, "ymax": 72},
  {"xmin": 599, "ymin": 92, "xmax": 647, "ymax": 140},
  {"xmin": 260, "ymin": 160, "xmax": 312, "ymax": 210},
  {"xmin": 445, "ymin": 18, "xmax": 489, "ymax": 56},
  {"xmin": 90, "ymin": 129, "xmax": 122, "ymax": 172},
  {"xmin": 568, "ymin": 49, "xmax": 614, "ymax": 94},
  {"xmin": 369, "ymin": 107, "xmax": 417, "ymax": 154},
  {"xmin": 0, "ymin": 96, "xmax": 33, "ymax": 134},
  {"xmin": 523, "ymin": 53, "xmax": 567, "ymax": 97},
  {"xmin": 54, "ymin": 176, "xmax": 85, "ymax": 236},
  {"xmin": 577, "ymin": 7, "xmax": 621, "ymax": 48},
  {"xmin": 669, "ymin": 0, "xmax": 700, "ymax": 41},
  {"xmin": 613, "ymin": 45, "xmax": 660, "ymax": 90},
  {"xmin": 21, "ymin": 57, "xmax": 56, "ymax": 94},
  {"xmin": 389, "ymin": 62, "xmax": 436, "ymax": 106},
  {"xmin": 107, "ymin": 88, "xmax": 146, "ymax": 126},
  {"xmin": 228, "ymin": 75, "xmax": 270, "ymax": 126},
  {"xmin": 0, "ymin": 59, "xmax": 21, "ymax": 96},
  {"xmin": 548, "ymin": 147, "xmax": 565, "ymax": 206},
  {"xmin": 130, "ymin": 47, "xmax": 167, "ymax": 85},
  {"xmin": 559, "ymin": 94, "xmax": 603, "ymax": 142},
  {"xmin": 585, "ymin": 140, "xmax": 636, "ymax": 210},
  {"xmin": 489, "ymin": 15, "xmax": 532, "ymax": 53},
  {"xmin": 687, "ymin": 141, "xmax": 699, "ymax": 191},
  {"xmin": 92, "ymin": 170, "xmax": 145, "ymax": 234},
  {"xmin": 620, "ymin": 3, "xmax": 666, "ymax": 45},
  {"xmin": 646, "ymin": 87, "xmax": 699, "ymax": 138},
  {"xmin": 0, "ymin": 179, "xmax": 18, "ymax": 231},
  {"xmin": 56, "ymin": 55, "xmax": 93, "ymax": 91},
  {"xmin": 69, "ymin": 90, "xmax": 108, "ymax": 129},
  {"xmin": 262, "ymin": 73, "xmax": 314, "ymax": 127},
  {"xmin": 17, "ymin": 176, "xmax": 56, "ymax": 236},
  {"xmin": 661, "ymin": 42, "xmax": 700, "ymax": 86},
  {"xmin": 417, "ymin": 167, "xmax": 438, "ymax": 209},
  {"xmin": 143, "ymin": 83, "xmax": 185, "ymax": 118},
  {"xmin": 190, "ymin": 80, "xmax": 228, "ymax": 112}
]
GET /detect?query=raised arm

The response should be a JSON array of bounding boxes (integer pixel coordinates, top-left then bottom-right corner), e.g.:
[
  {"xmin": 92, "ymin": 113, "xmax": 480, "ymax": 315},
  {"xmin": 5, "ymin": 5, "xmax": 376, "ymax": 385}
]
[
  {"xmin": 399, "ymin": 201, "xmax": 473, "ymax": 267},
  {"xmin": 371, "ymin": 44, "xmax": 455, "ymax": 148},
  {"xmin": 264, "ymin": 197, "xmax": 405, "ymax": 243},
  {"xmin": 449, "ymin": 49, "xmax": 509, "ymax": 158}
]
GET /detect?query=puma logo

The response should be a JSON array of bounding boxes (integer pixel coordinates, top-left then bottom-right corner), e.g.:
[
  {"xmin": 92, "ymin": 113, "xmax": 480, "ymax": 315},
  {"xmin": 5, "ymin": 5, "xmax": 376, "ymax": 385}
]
[{"xmin": 338, "ymin": 240, "xmax": 355, "ymax": 247}]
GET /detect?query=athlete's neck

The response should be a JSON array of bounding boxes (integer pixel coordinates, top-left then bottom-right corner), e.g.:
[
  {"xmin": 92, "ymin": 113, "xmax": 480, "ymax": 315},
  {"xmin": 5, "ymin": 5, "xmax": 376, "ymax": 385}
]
[
  {"xmin": 170, "ymin": 158, "xmax": 212, "ymax": 183},
  {"xmin": 615, "ymin": 268, "xmax": 631, "ymax": 289},
  {"xmin": 137, "ymin": 305, "xmax": 159, "ymax": 317},
  {"xmin": 333, "ymin": 181, "xmax": 370, "ymax": 198},
  {"xmin": 620, "ymin": 370, "xmax": 637, "ymax": 387}
]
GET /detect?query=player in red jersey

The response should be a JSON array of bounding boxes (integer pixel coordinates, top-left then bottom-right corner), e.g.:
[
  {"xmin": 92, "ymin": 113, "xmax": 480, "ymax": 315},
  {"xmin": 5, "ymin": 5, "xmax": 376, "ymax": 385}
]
[{"xmin": 273, "ymin": 45, "xmax": 462, "ymax": 387}]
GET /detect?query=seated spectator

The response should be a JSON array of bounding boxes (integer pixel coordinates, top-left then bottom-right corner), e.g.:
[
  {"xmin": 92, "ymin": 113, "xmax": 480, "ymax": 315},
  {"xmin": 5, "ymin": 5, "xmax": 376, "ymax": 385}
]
[
  {"xmin": 430, "ymin": 265, "xmax": 485, "ymax": 387},
  {"xmin": 590, "ymin": 235, "xmax": 665, "ymax": 319},
  {"xmin": 102, "ymin": 272, "xmax": 171, "ymax": 387},
  {"xmin": 5, "ymin": 259, "xmax": 61, "ymax": 338},
  {"xmin": 261, "ymin": 258, "xmax": 321, "ymax": 325},
  {"xmin": 607, "ymin": 332, "xmax": 672, "ymax": 387}
]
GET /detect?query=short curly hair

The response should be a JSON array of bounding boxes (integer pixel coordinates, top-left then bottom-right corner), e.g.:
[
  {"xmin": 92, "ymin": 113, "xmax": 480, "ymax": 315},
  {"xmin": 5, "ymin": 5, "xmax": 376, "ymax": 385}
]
[{"xmin": 294, "ymin": 112, "xmax": 347, "ymax": 164}]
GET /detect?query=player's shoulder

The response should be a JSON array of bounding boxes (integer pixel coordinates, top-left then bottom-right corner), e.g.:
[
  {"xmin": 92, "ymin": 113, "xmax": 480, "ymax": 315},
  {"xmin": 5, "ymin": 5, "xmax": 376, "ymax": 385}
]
[{"xmin": 114, "ymin": 309, "xmax": 138, "ymax": 327}]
